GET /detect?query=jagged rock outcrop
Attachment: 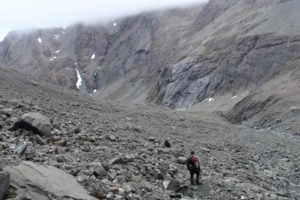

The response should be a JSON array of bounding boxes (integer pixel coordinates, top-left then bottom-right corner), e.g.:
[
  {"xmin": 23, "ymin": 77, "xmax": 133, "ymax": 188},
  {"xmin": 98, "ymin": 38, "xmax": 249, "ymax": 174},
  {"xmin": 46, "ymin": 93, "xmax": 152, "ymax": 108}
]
[
  {"xmin": 1, "ymin": 0, "xmax": 300, "ymax": 109},
  {"xmin": 158, "ymin": 57, "xmax": 210, "ymax": 109}
]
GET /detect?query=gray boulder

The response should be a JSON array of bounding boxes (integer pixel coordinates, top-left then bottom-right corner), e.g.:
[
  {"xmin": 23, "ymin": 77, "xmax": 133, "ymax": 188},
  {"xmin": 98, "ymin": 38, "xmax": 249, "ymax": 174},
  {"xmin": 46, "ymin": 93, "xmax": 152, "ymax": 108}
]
[
  {"xmin": 4, "ymin": 161, "xmax": 97, "ymax": 200},
  {"xmin": 177, "ymin": 157, "xmax": 187, "ymax": 165},
  {"xmin": 10, "ymin": 112, "xmax": 52, "ymax": 137},
  {"xmin": 0, "ymin": 108, "xmax": 13, "ymax": 117},
  {"xmin": 89, "ymin": 161, "xmax": 108, "ymax": 179},
  {"xmin": 0, "ymin": 171, "xmax": 10, "ymax": 200}
]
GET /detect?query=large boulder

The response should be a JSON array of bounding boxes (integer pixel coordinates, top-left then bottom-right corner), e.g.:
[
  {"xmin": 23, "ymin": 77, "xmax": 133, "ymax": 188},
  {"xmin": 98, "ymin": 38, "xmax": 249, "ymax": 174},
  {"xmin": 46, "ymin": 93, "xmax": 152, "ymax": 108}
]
[
  {"xmin": 10, "ymin": 112, "xmax": 52, "ymax": 137},
  {"xmin": 0, "ymin": 171, "xmax": 10, "ymax": 200},
  {"xmin": 4, "ymin": 161, "xmax": 96, "ymax": 200}
]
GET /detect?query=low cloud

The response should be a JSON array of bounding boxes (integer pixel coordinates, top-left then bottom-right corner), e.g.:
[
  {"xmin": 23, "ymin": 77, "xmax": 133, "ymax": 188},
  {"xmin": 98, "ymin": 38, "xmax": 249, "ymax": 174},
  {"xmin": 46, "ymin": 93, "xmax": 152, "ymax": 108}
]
[{"xmin": 0, "ymin": 0, "xmax": 208, "ymax": 40}]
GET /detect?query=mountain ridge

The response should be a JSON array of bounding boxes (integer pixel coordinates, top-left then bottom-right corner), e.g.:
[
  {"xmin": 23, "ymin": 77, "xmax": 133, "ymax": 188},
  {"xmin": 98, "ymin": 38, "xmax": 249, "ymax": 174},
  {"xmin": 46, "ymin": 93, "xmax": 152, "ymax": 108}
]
[{"xmin": 1, "ymin": 0, "xmax": 300, "ymax": 114}]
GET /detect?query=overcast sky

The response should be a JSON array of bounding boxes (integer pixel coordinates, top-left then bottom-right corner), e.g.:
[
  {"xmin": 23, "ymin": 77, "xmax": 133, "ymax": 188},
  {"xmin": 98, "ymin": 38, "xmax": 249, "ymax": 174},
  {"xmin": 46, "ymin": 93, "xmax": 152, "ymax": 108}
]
[{"xmin": 0, "ymin": 0, "xmax": 208, "ymax": 41}]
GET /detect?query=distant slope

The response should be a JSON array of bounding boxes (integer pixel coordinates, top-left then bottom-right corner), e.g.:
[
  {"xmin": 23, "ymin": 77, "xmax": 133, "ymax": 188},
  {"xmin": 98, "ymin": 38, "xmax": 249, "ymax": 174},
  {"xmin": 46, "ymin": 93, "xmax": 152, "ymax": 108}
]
[
  {"xmin": 1, "ymin": 0, "xmax": 300, "ymax": 110},
  {"xmin": 225, "ymin": 59, "xmax": 300, "ymax": 133}
]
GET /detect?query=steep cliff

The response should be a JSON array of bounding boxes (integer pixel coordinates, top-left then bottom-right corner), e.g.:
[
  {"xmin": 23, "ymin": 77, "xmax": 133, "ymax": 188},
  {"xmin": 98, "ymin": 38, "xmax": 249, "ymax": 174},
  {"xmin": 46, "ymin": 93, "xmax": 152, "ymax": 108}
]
[{"xmin": 1, "ymin": 0, "xmax": 300, "ymax": 110}]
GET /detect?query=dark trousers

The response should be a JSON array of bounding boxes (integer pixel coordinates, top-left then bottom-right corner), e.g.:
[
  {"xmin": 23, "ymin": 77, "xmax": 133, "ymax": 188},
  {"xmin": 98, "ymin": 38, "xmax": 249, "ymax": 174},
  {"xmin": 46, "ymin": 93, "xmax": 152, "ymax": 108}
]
[{"xmin": 189, "ymin": 168, "xmax": 200, "ymax": 185}]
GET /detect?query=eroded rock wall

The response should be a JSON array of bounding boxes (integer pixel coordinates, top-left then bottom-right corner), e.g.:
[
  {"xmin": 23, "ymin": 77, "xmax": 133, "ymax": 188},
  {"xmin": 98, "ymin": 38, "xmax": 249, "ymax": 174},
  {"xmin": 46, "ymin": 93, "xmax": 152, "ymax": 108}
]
[{"xmin": 1, "ymin": 0, "xmax": 300, "ymax": 109}]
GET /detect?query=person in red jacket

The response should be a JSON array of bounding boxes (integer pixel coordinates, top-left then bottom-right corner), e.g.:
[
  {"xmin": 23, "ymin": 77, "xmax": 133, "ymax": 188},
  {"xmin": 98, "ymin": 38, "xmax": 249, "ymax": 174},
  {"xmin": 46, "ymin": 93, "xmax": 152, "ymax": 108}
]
[{"xmin": 187, "ymin": 151, "xmax": 201, "ymax": 185}]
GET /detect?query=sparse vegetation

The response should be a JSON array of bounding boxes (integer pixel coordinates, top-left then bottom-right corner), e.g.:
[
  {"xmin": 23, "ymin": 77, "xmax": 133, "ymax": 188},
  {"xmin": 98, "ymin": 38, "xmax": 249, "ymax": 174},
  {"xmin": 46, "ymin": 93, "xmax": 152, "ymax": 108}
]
[{"xmin": 3, "ymin": 187, "xmax": 17, "ymax": 200}]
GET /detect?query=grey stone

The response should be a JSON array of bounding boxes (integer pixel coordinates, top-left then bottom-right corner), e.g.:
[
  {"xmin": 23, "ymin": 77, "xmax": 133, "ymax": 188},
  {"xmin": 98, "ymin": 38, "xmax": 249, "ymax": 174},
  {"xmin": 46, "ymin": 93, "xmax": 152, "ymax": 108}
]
[
  {"xmin": 164, "ymin": 179, "xmax": 181, "ymax": 191},
  {"xmin": 92, "ymin": 162, "xmax": 108, "ymax": 178},
  {"xmin": 122, "ymin": 183, "xmax": 132, "ymax": 194},
  {"xmin": 10, "ymin": 112, "xmax": 52, "ymax": 137},
  {"xmin": 106, "ymin": 192, "xmax": 114, "ymax": 199},
  {"xmin": 124, "ymin": 154, "xmax": 135, "ymax": 163},
  {"xmin": 109, "ymin": 155, "xmax": 125, "ymax": 165},
  {"xmin": 0, "ymin": 142, "xmax": 9, "ymax": 149},
  {"xmin": 13, "ymin": 143, "xmax": 28, "ymax": 155},
  {"xmin": 170, "ymin": 193, "xmax": 182, "ymax": 198},
  {"xmin": 0, "ymin": 171, "xmax": 10, "ymax": 200},
  {"xmin": 36, "ymin": 135, "xmax": 47, "ymax": 145},
  {"xmin": 54, "ymin": 139, "xmax": 67, "ymax": 146},
  {"xmin": 0, "ymin": 108, "xmax": 13, "ymax": 117},
  {"xmin": 154, "ymin": 168, "xmax": 164, "ymax": 180},
  {"xmin": 143, "ymin": 181, "xmax": 152, "ymax": 192},
  {"xmin": 177, "ymin": 157, "xmax": 187, "ymax": 164},
  {"xmin": 106, "ymin": 134, "xmax": 117, "ymax": 142},
  {"xmin": 56, "ymin": 155, "xmax": 76, "ymax": 164}
]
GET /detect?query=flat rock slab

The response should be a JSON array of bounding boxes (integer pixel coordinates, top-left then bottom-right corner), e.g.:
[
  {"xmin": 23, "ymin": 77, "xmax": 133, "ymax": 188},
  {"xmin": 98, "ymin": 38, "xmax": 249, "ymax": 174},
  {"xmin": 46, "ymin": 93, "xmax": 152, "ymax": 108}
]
[{"xmin": 4, "ymin": 161, "xmax": 96, "ymax": 200}]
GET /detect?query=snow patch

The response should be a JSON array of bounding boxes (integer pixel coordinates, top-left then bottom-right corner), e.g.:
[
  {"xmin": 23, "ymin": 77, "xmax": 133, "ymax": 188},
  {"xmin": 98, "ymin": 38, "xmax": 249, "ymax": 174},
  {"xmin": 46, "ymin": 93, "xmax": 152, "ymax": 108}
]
[
  {"xmin": 54, "ymin": 35, "xmax": 60, "ymax": 40},
  {"xmin": 208, "ymin": 98, "xmax": 215, "ymax": 102},
  {"xmin": 91, "ymin": 54, "xmax": 95, "ymax": 60},
  {"xmin": 75, "ymin": 69, "xmax": 82, "ymax": 89},
  {"xmin": 231, "ymin": 96, "xmax": 237, "ymax": 99},
  {"xmin": 37, "ymin": 37, "xmax": 42, "ymax": 43},
  {"xmin": 55, "ymin": 50, "xmax": 60, "ymax": 54},
  {"xmin": 93, "ymin": 89, "xmax": 97, "ymax": 93},
  {"xmin": 113, "ymin": 22, "xmax": 117, "ymax": 27},
  {"xmin": 74, "ymin": 62, "xmax": 77, "ymax": 65},
  {"xmin": 50, "ymin": 56, "xmax": 57, "ymax": 61}
]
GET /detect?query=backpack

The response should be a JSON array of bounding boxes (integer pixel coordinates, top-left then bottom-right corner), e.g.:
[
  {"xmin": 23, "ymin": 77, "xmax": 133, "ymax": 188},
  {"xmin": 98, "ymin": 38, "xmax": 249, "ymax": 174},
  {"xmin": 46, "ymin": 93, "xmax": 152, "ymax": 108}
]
[{"xmin": 187, "ymin": 156, "xmax": 199, "ymax": 169}]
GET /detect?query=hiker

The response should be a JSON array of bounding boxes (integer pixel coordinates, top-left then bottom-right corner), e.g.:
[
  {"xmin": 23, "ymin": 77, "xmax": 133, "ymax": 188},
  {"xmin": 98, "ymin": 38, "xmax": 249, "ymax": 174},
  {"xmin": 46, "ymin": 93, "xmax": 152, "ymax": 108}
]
[{"xmin": 187, "ymin": 151, "xmax": 201, "ymax": 185}]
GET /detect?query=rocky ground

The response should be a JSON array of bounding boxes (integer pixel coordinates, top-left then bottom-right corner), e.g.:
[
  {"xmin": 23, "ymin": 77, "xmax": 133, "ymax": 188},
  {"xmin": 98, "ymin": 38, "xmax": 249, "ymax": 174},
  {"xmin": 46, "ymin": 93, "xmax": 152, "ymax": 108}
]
[{"xmin": 0, "ymin": 67, "xmax": 299, "ymax": 200}]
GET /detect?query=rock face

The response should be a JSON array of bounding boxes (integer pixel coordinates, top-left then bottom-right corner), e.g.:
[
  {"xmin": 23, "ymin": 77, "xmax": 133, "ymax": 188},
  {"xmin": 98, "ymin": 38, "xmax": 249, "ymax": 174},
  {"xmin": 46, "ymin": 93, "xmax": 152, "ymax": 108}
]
[
  {"xmin": 1, "ymin": 0, "xmax": 300, "ymax": 109},
  {"xmin": 159, "ymin": 57, "xmax": 210, "ymax": 109},
  {"xmin": 4, "ymin": 161, "xmax": 96, "ymax": 200}
]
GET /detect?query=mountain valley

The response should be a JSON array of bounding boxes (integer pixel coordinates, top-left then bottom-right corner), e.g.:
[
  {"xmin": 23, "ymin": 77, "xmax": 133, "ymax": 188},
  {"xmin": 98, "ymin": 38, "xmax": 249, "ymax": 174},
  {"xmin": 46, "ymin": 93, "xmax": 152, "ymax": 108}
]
[{"xmin": 0, "ymin": 0, "xmax": 300, "ymax": 199}]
